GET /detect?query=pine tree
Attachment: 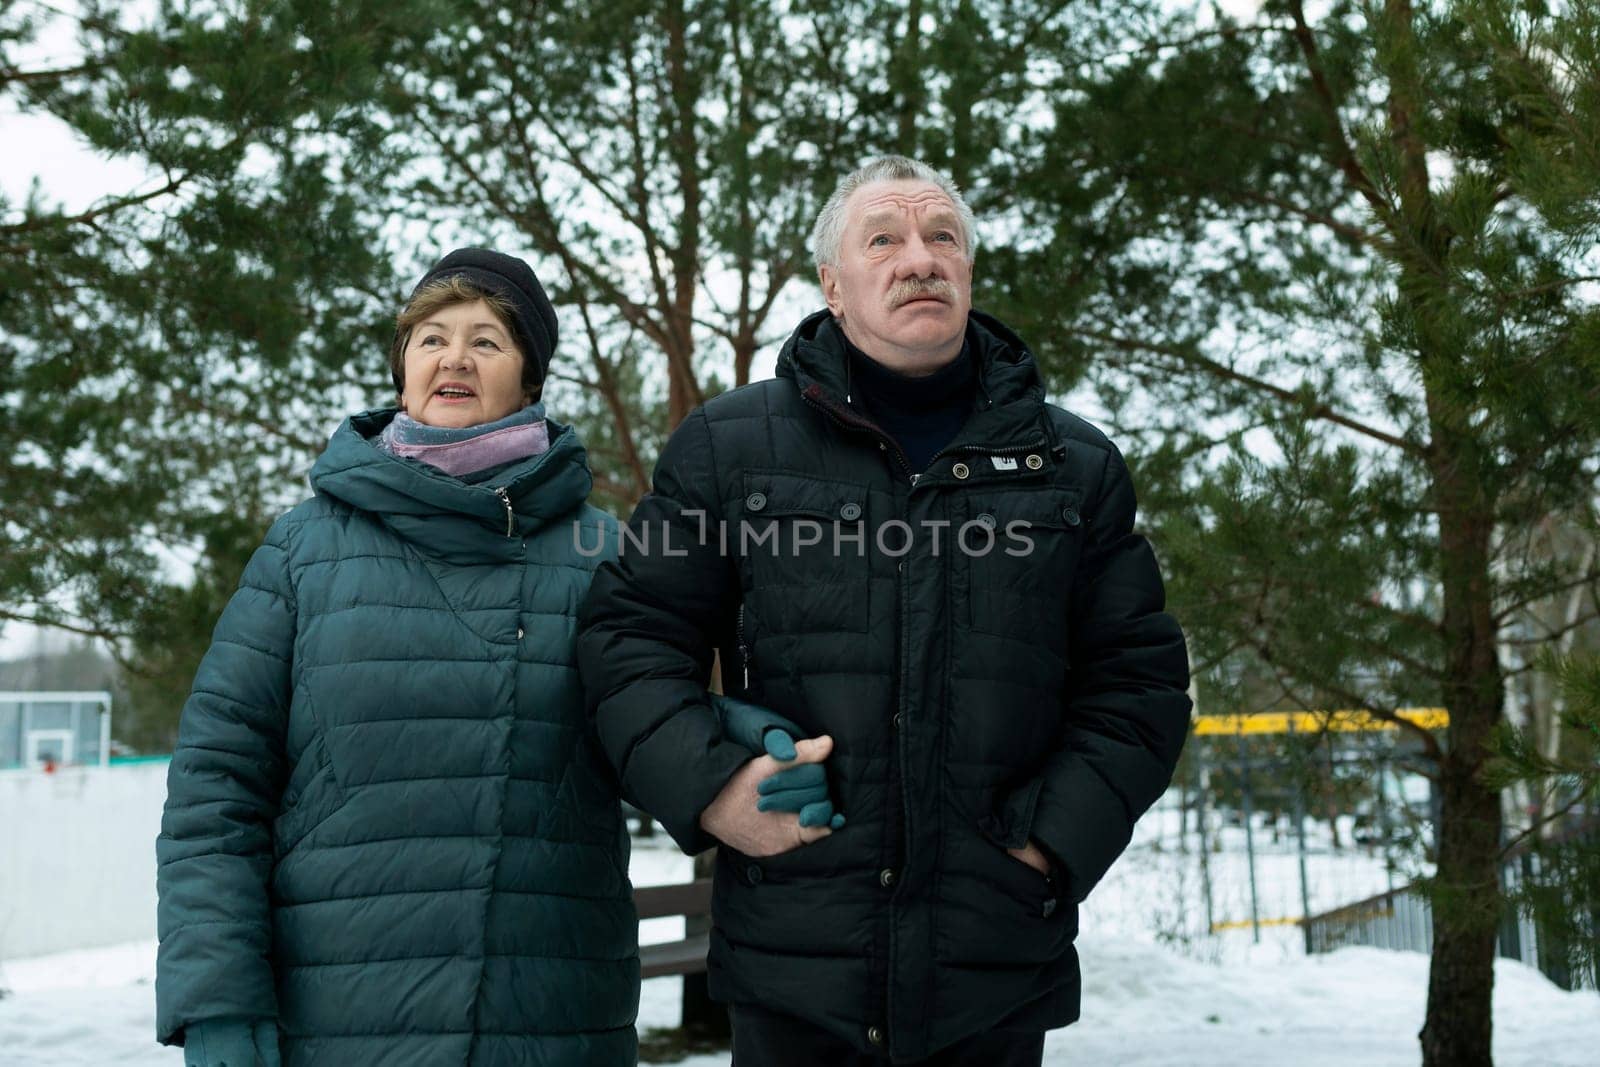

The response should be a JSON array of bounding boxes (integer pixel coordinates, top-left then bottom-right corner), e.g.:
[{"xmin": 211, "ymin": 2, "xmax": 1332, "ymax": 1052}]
[
  {"xmin": 1001, "ymin": 2, "xmax": 1600, "ymax": 1062},
  {"xmin": 2, "ymin": 1, "xmax": 450, "ymax": 727}
]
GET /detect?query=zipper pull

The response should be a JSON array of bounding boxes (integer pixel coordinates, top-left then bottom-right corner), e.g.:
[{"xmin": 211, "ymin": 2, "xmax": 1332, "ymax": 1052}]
[{"xmin": 494, "ymin": 487, "xmax": 514, "ymax": 538}]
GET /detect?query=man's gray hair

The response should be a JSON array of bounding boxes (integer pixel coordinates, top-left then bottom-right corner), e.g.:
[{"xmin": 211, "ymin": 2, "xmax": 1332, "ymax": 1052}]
[{"xmin": 810, "ymin": 156, "xmax": 977, "ymax": 270}]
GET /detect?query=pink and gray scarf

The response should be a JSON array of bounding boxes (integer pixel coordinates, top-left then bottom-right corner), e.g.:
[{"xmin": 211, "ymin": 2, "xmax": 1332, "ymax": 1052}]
[{"xmin": 377, "ymin": 404, "xmax": 550, "ymax": 477}]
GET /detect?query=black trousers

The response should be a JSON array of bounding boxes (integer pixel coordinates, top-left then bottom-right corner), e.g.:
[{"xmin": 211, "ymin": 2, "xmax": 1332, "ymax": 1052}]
[{"xmin": 730, "ymin": 1004, "xmax": 1046, "ymax": 1067}]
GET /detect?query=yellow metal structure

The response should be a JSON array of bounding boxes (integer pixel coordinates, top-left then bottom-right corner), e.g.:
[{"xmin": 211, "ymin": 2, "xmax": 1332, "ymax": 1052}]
[
  {"xmin": 1208, "ymin": 917, "xmax": 1310, "ymax": 933},
  {"xmin": 1192, "ymin": 708, "xmax": 1449, "ymax": 736}
]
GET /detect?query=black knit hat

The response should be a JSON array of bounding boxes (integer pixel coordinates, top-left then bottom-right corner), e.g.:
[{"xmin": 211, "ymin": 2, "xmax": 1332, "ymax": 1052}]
[{"xmin": 404, "ymin": 248, "xmax": 558, "ymax": 389}]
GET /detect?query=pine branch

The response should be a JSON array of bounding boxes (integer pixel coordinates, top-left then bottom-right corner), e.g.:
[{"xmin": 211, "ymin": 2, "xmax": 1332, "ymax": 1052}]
[
  {"xmin": 1493, "ymin": 567, "xmax": 1600, "ymax": 625},
  {"xmin": 1497, "ymin": 791, "xmax": 1593, "ymax": 860},
  {"xmin": 0, "ymin": 607, "xmax": 129, "ymax": 644},
  {"xmin": 0, "ymin": 173, "xmax": 190, "ymax": 234},
  {"xmin": 1286, "ymin": 1, "xmax": 1390, "ymax": 220},
  {"xmin": 618, "ymin": 25, "xmax": 679, "ymax": 319},
  {"xmin": 1143, "ymin": 165, "xmax": 1380, "ymax": 246},
  {"xmin": 1084, "ymin": 20, "xmax": 1295, "ymax": 64},
  {"xmin": 1498, "ymin": 608, "xmax": 1600, "ymax": 647},
  {"xmin": 1501, "ymin": 276, "xmax": 1600, "ymax": 301},
  {"xmin": 1250, "ymin": 630, "xmax": 1445, "ymax": 763},
  {"xmin": 0, "ymin": 60, "xmax": 105, "ymax": 88},
  {"xmin": 1070, "ymin": 327, "xmax": 1425, "ymax": 455},
  {"xmin": 573, "ymin": 290, "xmax": 651, "ymax": 499},
  {"xmin": 169, "ymin": 394, "xmax": 326, "ymax": 458}
]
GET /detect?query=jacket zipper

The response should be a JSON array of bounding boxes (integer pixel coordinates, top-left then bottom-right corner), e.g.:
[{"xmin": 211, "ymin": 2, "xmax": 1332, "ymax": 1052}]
[
  {"xmin": 801, "ymin": 384, "xmax": 916, "ymax": 485},
  {"xmin": 736, "ymin": 603, "xmax": 751, "ymax": 691},
  {"xmin": 801, "ymin": 373, "xmax": 1050, "ymax": 1052},
  {"xmin": 801, "ymin": 380, "xmax": 917, "ymax": 1043},
  {"xmin": 888, "ymin": 528, "xmax": 916, "ymax": 1050},
  {"xmin": 493, "ymin": 487, "xmax": 514, "ymax": 538}
]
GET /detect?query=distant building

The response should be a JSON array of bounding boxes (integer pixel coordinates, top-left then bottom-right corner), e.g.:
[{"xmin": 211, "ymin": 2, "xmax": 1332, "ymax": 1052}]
[{"xmin": 0, "ymin": 691, "xmax": 112, "ymax": 769}]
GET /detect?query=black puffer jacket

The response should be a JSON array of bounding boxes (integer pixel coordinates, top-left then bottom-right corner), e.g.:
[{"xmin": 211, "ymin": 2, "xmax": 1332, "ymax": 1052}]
[{"xmin": 578, "ymin": 310, "xmax": 1190, "ymax": 1061}]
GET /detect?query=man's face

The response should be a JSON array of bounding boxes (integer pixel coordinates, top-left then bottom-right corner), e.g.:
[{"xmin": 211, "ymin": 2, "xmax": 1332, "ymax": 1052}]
[{"xmin": 820, "ymin": 179, "xmax": 972, "ymax": 374}]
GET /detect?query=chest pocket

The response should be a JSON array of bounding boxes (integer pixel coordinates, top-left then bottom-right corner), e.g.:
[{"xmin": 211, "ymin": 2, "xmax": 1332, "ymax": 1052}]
[
  {"xmin": 736, "ymin": 471, "xmax": 870, "ymax": 634},
  {"xmin": 959, "ymin": 487, "xmax": 1085, "ymax": 665}
]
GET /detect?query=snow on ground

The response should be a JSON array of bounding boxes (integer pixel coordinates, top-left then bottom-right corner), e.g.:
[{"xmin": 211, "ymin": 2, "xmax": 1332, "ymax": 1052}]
[{"xmin": 3, "ymin": 827, "xmax": 1595, "ymax": 1065}]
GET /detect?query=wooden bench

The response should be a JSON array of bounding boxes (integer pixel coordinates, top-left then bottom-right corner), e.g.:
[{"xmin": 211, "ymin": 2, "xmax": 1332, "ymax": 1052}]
[{"xmin": 634, "ymin": 877, "xmax": 713, "ymax": 979}]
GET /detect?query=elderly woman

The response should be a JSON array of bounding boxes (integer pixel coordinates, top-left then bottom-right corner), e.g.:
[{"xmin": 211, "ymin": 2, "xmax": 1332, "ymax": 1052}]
[{"xmin": 155, "ymin": 249, "xmax": 639, "ymax": 1066}]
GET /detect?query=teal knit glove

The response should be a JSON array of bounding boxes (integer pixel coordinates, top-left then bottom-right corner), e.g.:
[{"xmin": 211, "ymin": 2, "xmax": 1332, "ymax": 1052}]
[
  {"xmin": 713, "ymin": 692, "xmax": 804, "ymax": 759},
  {"xmin": 711, "ymin": 693, "xmax": 846, "ymax": 829},
  {"xmin": 184, "ymin": 1018, "xmax": 280, "ymax": 1067}
]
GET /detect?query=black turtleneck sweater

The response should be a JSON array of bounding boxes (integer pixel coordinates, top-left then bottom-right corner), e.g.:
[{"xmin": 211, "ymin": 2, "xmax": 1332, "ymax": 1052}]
[{"xmin": 844, "ymin": 335, "xmax": 978, "ymax": 474}]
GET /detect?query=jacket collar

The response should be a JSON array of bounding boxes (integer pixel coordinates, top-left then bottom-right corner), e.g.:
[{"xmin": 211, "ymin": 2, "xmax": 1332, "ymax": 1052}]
[
  {"xmin": 774, "ymin": 309, "xmax": 1054, "ymax": 457},
  {"xmin": 310, "ymin": 407, "xmax": 592, "ymax": 559}
]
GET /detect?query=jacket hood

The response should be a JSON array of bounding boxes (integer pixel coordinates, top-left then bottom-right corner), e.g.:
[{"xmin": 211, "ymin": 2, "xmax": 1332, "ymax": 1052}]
[{"xmin": 310, "ymin": 408, "xmax": 593, "ymax": 559}]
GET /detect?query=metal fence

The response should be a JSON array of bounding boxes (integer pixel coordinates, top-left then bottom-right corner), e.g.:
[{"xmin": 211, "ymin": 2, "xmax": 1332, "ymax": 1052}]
[{"xmin": 1304, "ymin": 832, "xmax": 1596, "ymax": 992}]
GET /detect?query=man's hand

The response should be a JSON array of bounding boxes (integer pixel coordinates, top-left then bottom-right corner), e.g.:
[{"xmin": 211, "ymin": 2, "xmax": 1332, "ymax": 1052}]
[
  {"xmin": 700, "ymin": 735, "xmax": 839, "ymax": 857},
  {"xmin": 1008, "ymin": 840, "xmax": 1052, "ymax": 877},
  {"xmin": 712, "ymin": 693, "xmax": 845, "ymax": 828}
]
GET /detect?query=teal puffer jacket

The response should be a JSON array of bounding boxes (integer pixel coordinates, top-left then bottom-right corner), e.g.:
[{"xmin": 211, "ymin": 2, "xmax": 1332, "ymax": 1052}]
[{"xmin": 156, "ymin": 408, "xmax": 638, "ymax": 1066}]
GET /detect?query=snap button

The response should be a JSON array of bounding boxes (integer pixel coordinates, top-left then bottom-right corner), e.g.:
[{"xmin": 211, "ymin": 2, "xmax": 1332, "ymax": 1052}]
[
  {"xmin": 897, "ymin": 561, "xmax": 905, "ymax": 574},
  {"xmin": 879, "ymin": 868, "xmax": 897, "ymax": 888},
  {"xmin": 1025, "ymin": 454, "xmax": 1043, "ymax": 470},
  {"xmin": 976, "ymin": 512, "xmax": 996, "ymax": 529},
  {"xmin": 746, "ymin": 491, "xmax": 767, "ymax": 512},
  {"xmin": 516, "ymin": 626, "xmax": 524, "ymax": 640},
  {"xmin": 746, "ymin": 864, "xmax": 763, "ymax": 884},
  {"xmin": 952, "ymin": 462, "xmax": 970, "ymax": 480},
  {"xmin": 1042, "ymin": 897, "xmax": 1058, "ymax": 918},
  {"xmin": 892, "ymin": 712, "xmax": 902, "ymax": 729},
  {"xmin": 840, "ymin": 502, "xmax": 862, "ymax": 521},
  {"xmin": 867, "ymin": 1026, "xmax": 885, "ymax": 1046},
  {"xmin": 1062, "ymin": 505, "xmax": 1081, "ymax": 527}
]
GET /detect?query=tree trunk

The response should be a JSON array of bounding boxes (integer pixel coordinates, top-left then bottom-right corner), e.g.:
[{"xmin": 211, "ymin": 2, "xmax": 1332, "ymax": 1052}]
[
  {"xmin": 1377, "ymin": 0, "xmax": 1506, "ymax": 1054},
  {"xmin": 891, "ymin": 0, "xmax": 923, "ymax": 155},
  {"xmin": 1325, "ymin": 738, "xmax": 1342, "ymax": 851},
  {"xmin": 1418, "ymin": 479, "xmax": 1504, "ymax": 1067},
  {"xmin": 1419, "ymin": 747, "xmax": 1503, "ymax": 1067},
  {"xmin": 668, "ymin": 350, "xmax": 695, "ymax": 428},
  {"xmin": 733, "ymin": 333, "xmax": 756, "ymax": 388}
]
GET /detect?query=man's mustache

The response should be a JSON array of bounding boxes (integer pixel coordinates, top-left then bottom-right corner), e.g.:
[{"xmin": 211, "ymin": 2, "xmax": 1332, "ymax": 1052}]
[{"xmin": 888, "ymin": 278, "xmax": 956, "ymax": 307}]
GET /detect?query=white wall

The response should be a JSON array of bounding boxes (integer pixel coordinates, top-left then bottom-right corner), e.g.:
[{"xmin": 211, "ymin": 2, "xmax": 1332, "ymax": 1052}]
[{"xmin": 0, "ymin": 761, "xmax": 168, "ymax": 959}]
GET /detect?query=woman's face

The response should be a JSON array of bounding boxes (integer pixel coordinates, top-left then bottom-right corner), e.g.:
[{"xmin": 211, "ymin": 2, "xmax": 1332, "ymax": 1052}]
[{"xmin": 399, "ymin": 299, "xmax": 528, "ymax": 428}]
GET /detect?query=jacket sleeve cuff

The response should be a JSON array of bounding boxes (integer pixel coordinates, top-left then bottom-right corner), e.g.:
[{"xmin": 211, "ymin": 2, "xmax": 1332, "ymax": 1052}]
[
  {"xmin": 155, "ymin": 924, "xmax": 278, "ymax": 1046},
  {"xmin": 629, "ymin": 733, "xmax": 754, "ymax": 855}
]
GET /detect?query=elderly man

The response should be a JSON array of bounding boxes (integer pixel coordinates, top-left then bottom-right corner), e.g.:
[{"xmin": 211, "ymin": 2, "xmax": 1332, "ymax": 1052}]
[{"xmin": 578, "ymin": 156, "xmax": 1190, "ymax": 1065}]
